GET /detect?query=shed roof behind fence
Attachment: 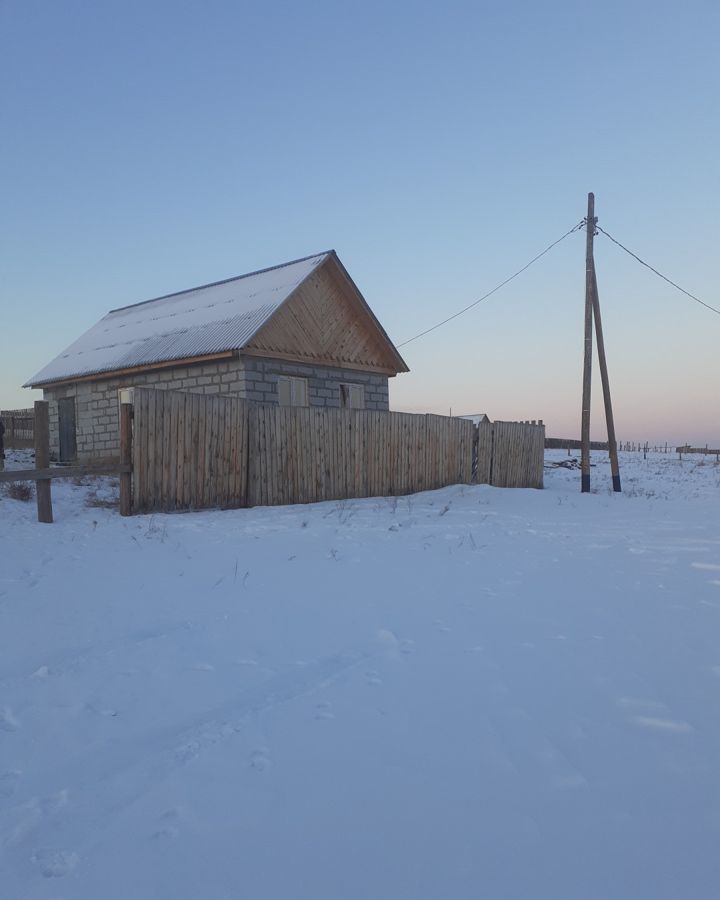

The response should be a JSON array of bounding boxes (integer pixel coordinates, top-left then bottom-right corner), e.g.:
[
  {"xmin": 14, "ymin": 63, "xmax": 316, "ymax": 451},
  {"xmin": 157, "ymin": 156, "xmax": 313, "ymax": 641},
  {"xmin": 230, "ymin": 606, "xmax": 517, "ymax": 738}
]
[{"xmin": 25, "ymin": 253, "xmax": 331, "ymax": 387}]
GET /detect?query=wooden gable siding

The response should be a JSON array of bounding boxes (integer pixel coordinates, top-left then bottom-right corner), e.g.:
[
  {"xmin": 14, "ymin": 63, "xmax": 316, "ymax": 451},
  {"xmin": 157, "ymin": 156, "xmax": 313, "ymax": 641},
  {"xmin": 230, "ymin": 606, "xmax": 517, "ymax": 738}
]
[{"xmin": 244, "ymin": 260, "xmax": 401, "ymax": 375}]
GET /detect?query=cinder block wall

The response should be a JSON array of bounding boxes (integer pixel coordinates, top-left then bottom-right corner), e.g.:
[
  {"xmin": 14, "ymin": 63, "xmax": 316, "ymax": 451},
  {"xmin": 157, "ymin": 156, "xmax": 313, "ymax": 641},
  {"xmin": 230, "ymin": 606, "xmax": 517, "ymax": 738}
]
[
  {"xmin": 44, "ymin": 358, "xmax": 247, "ymax": 462},
  {"xmin": 43, "ymin": 356, "xmax": 390, "ymax": 461},
  {"xmin": 243, "ymin": 358, "xmax": 389, "ymax": 410}
]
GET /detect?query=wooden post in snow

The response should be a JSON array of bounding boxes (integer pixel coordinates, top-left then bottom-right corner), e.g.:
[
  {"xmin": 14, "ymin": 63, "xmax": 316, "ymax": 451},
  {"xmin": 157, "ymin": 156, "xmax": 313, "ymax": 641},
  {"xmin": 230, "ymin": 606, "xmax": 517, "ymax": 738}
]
[
  {"xmin": 34, "ymin": 400, "xmax": 53, "ymax": 523},
  {"xmin": 119, "ymin": 403, "xmax": 133, "ymax": 517}
]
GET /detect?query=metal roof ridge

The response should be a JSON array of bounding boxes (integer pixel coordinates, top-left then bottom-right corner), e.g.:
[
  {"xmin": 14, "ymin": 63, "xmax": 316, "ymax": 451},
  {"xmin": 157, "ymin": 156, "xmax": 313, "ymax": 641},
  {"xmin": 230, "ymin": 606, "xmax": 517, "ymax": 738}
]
[{"xmin": 108, "ymin": 250, "xmax": 333, "ymax": 314}]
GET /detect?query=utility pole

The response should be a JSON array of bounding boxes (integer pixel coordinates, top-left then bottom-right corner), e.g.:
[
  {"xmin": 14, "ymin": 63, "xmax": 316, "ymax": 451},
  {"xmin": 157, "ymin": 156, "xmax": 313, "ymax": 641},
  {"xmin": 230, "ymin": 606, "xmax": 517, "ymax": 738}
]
[
  {"xmin": 580, "ymin": 193, "xmax": 621, "ymax": 493},
  {"xmin": 580, "ymin": 193, "xmax": 594, "ymax": 492},
  {"xmin": 591, "ymin": 266, "xmax": 622, "ymax": 491}
]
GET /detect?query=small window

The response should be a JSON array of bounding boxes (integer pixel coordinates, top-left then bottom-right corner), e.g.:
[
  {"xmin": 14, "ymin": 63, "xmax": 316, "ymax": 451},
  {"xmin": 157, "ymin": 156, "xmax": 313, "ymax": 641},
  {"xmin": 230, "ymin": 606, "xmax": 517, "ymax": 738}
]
[
  {"xmin": 277, "ymin": 376, "xmax": 308, "ymax": 407},
  {"xmin": 340, "ymin": 383, "xmax": 364, "ymax": 409}
]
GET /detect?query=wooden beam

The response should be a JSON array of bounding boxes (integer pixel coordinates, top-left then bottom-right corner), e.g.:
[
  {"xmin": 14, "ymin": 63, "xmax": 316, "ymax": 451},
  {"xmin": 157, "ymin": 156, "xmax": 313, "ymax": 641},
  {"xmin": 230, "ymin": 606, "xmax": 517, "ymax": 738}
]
[
  {"xmin": 34, "ymin": 400, "xmax": 53, "ymax": 523},
  {"xmin": 119, "ymin": 403, "xmax": 133, "ymax": 516},
  {"xmin": 0, "ymin": 464, "xmax": 131, "ymax": 484},
  {"xmin": 591, "ymin": 265, "xmax": 621, "ymax": 492},
  {"xmin": 240, "ymin": 348, "xmax": 399, "ymax": 376}
]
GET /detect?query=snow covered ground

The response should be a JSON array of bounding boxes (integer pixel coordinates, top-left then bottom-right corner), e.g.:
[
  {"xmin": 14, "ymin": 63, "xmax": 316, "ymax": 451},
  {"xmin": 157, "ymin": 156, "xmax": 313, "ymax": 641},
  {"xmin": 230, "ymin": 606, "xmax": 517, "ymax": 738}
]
[{"xmin": 1, "ymin": 450, "xmax": 719, "ymax": 899}]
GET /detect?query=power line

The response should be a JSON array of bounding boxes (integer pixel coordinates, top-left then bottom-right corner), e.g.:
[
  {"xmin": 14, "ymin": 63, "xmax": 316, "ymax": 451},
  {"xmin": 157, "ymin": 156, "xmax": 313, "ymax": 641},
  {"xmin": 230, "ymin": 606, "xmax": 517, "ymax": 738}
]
[
  {"xmin": 396, "ymin": 221, "xmax": 585, "ymax": 348},
  {"xmin": 596, "ymin": 225, "xmax": 720, "ymax": 317}
]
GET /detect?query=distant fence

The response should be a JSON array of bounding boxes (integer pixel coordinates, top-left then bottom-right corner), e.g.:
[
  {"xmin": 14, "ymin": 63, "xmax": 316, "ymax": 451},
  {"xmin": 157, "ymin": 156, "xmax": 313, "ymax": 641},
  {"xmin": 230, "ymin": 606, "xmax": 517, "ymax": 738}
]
[
  {"xmin": 677, "ymin": 445, "xmax": 720, "ymax": 460},
  {"xmin": 132, "ymin": 389, "xmax": 544, "ymax": 513},
  {"xmin": 545, "ymin": 438, "xmax": 609, "ymax": 451},
  {"xmin": 545, "ymin": 438, "xmax": 678, "ymax": 454},
  {"xmin": 1, "ymin": 408, "xmax": 34, "ymax": 449}
]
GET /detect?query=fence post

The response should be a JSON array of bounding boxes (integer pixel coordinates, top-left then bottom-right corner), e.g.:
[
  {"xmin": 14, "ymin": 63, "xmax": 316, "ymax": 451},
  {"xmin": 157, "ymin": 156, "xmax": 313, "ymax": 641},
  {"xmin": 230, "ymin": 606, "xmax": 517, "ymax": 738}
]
[
  {"xmin": 34, "ymin": 400, "xmax": 53, "ymax": 524},
  {"xmin": 471, "ymin": 423, "xmax": 479, "ymax": 483},
  {"xmin": 119, "ymin": 402, "xmax": 133, "ymax": 516}
]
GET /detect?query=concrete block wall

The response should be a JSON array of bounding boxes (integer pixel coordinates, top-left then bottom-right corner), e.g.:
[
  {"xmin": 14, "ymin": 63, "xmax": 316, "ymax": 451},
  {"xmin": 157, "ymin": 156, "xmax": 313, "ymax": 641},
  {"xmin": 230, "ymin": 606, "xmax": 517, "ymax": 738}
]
[
  {"xmin": 243, "ymin": 358, "xmax": 390, "ymax": 410},
  {"xmin": 45, "ymin": 358, "xmax": 248, "ymax": 462},
  {"xmin": 44, "ymin": 355, "xmax": 390, "ymax": 461}
]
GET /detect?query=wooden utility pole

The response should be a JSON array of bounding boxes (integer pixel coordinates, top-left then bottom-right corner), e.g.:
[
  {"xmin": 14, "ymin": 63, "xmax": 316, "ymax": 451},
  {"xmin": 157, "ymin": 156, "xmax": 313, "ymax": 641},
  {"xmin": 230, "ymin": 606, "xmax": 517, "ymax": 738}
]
[
  {"xmin": 591, "ymin": 267, "xmax": 622, "ymax": 491},
  {"xmin": 580, "ymin": 193, "xmax": 621, "ymax": 493},
  {"xmin": 580, "ymin": 193, "xmax": 595, "ymax": 492}
]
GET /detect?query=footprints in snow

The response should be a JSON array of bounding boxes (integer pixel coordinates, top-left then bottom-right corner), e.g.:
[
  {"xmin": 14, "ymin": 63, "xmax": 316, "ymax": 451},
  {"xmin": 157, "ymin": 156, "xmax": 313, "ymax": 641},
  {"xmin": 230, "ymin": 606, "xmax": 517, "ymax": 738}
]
[
  {"xmin": 250, "ymin": 749, "xmax": 271, "ymax": 771},
  {"xmin": 0, "ymin": 769, "xmax": 21, "ymax": 800},
  {"xmin": 314, "ymin": 701, "xmax": 334, "ymax": 720},
  {"xmin": 31, "ymin": 848, "xmax": 79, "ymax": 879},
  {"xmin": 0, "ymin": 706, "xmax": 20, "ymax": 732},
  {"xmin": 152, "ymin": 807, "xmax": 183, "ymax": 841},
  {"xmin": 4, "ymin": 789, "xmax": 69, "ymax": 853},
  {"xmin": 376, "ymin": 629, "xmax": 415, "ymax": 655}
]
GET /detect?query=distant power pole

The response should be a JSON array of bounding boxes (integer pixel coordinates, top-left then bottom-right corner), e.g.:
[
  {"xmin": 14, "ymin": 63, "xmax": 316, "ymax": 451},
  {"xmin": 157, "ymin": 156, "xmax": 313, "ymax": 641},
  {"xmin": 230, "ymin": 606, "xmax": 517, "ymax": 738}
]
[
  {"xmin": 580, "ymin": 194, "xmax": 595, "ymax": 492},
  {"xmin": 580, "ymin": 193, "xmax": 621, "ymax": 493}
]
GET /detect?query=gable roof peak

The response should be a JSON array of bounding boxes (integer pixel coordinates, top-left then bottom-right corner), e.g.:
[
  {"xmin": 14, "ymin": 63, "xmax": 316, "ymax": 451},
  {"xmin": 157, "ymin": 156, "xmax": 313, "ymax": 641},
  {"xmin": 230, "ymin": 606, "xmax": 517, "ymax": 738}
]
[{"xmin": 109, "ymin": 251, "xmax": 334, "ymax": 314}]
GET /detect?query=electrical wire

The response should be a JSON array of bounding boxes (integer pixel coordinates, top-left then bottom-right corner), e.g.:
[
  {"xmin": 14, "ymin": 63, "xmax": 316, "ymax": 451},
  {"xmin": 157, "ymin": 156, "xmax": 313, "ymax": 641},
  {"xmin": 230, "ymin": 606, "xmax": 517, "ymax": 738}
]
[
  {"xmin": 595, "ymin": 224, "xmax": 720, "ymax": 317},
  {"xmin": 396, "ymin": 221, "xmax": 585, "ymax": 348}
]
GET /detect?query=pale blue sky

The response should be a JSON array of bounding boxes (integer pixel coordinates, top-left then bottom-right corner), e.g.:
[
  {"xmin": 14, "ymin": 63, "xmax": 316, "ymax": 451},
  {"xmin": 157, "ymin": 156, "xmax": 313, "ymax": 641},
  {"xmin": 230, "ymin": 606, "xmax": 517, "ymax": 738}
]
[{"xmin": 2, "ymin": 0, "xmax": 718, "ymax": 443}]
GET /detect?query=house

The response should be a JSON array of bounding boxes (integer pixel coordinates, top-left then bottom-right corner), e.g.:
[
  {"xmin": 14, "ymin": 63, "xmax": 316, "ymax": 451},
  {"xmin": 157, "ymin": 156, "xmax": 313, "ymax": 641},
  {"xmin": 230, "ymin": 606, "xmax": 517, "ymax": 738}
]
[
  {"xmin": 25, "ymin": 251, "xmax": 409, "ymax": 462},
  {"xmin": 459, "ymin": 413, "xmax": 491, "ymax": 425}
]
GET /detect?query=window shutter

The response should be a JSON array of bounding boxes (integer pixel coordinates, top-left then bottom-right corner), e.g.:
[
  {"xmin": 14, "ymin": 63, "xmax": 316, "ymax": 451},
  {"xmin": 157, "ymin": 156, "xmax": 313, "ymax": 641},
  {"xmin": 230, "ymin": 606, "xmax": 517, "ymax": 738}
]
[
  {"xmin": 340, "ymin": 383, "xmax": 364, "ymax": 409},
  {"xmin": 278, "ymin": 378, "xmax": 291, "ymax": 407},
  {"xmin": 294, "ymin": 378, "xmax": 308, "ymax": 407},
  {"xmin": 350, "ymin": 385, "xmax": 364, "ymax": 409}
]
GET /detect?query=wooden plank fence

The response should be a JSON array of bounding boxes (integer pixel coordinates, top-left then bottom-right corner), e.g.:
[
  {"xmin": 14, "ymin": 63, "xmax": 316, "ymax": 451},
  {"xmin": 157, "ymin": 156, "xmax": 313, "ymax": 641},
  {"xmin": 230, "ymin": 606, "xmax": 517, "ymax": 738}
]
[
  {"xmin": 488, "ymin": 421, "xmax": 545, "ymax": 489},
  {"xmin": 677, "ymin": 445, "xmax": 720, "ymax": 460},
  {"xmin": 132, "ymin": 388, "xmax": 477, "ymax": 512},
  {"xmin": 0, "ymin": 408, "xmax": 34, "ymax": 449},
  {"xmin": 132, "ymin": 389, "xmax": 250, "ymax": 513},
  {"xmin": 3, "ymin": 393, "xmax": 546, "ymax": 520},
  {"xmin": 131, "ymin": 388, "xmax": 543, "ymax": 513},
  {"xmin": 246, "ymin": 406, "xmax": 475, "ymax": 507}
]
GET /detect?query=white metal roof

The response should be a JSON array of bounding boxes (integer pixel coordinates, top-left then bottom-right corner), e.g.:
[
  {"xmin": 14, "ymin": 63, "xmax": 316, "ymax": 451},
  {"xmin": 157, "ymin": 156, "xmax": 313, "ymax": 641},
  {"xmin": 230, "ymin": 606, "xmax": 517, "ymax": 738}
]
[
  {"xmin": 25, "ymin": 253, "xmax": 329, "ymax": 386},
  {"xmin": 458, "ymin": 413, "xmax": 491, "ymax": 425}
]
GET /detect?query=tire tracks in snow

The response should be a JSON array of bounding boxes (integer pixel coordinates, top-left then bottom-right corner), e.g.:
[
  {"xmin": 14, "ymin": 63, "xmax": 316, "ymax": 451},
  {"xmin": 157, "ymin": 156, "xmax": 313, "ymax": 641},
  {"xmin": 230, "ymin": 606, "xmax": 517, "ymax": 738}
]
[
  {"xmin": 0, "ymin": 646, "xmax": 369, "ymax": 885},
  {"xmin": 0, "ymin": 621, "xmax": 198, "ymax": 688}
]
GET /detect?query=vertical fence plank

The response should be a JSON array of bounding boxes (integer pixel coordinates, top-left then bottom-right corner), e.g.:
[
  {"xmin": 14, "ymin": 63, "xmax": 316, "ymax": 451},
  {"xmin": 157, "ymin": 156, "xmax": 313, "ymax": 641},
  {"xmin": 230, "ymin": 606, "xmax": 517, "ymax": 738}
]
[
  {"xmin": 146, "ymin": 389, "xmax": 157, "ymax": 508},
  {"xmin": 240, "ymin": 399, "xmax": 250, "ymax": 506},
  {"xmin": 135, "ymin": 389, "xmax": 148, "ymax": 512},
  {"xmin": 227, "ymin": 398, "xmax": 238, "ymax": 507},
  {"xmin": 166, "ymin": 392, "xmax": 178, "ymax": 511},
  {"xmin": 188, "ymin": 392, "xmax": 198, "ymax": 508}
]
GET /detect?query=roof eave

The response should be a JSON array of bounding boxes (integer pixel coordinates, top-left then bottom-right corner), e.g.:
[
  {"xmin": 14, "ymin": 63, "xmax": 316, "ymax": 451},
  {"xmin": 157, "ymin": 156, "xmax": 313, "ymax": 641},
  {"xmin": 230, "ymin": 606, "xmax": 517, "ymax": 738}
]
[{"xmin": 24, "ymin": 350, "xmax": 237, "ymax": 390}]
